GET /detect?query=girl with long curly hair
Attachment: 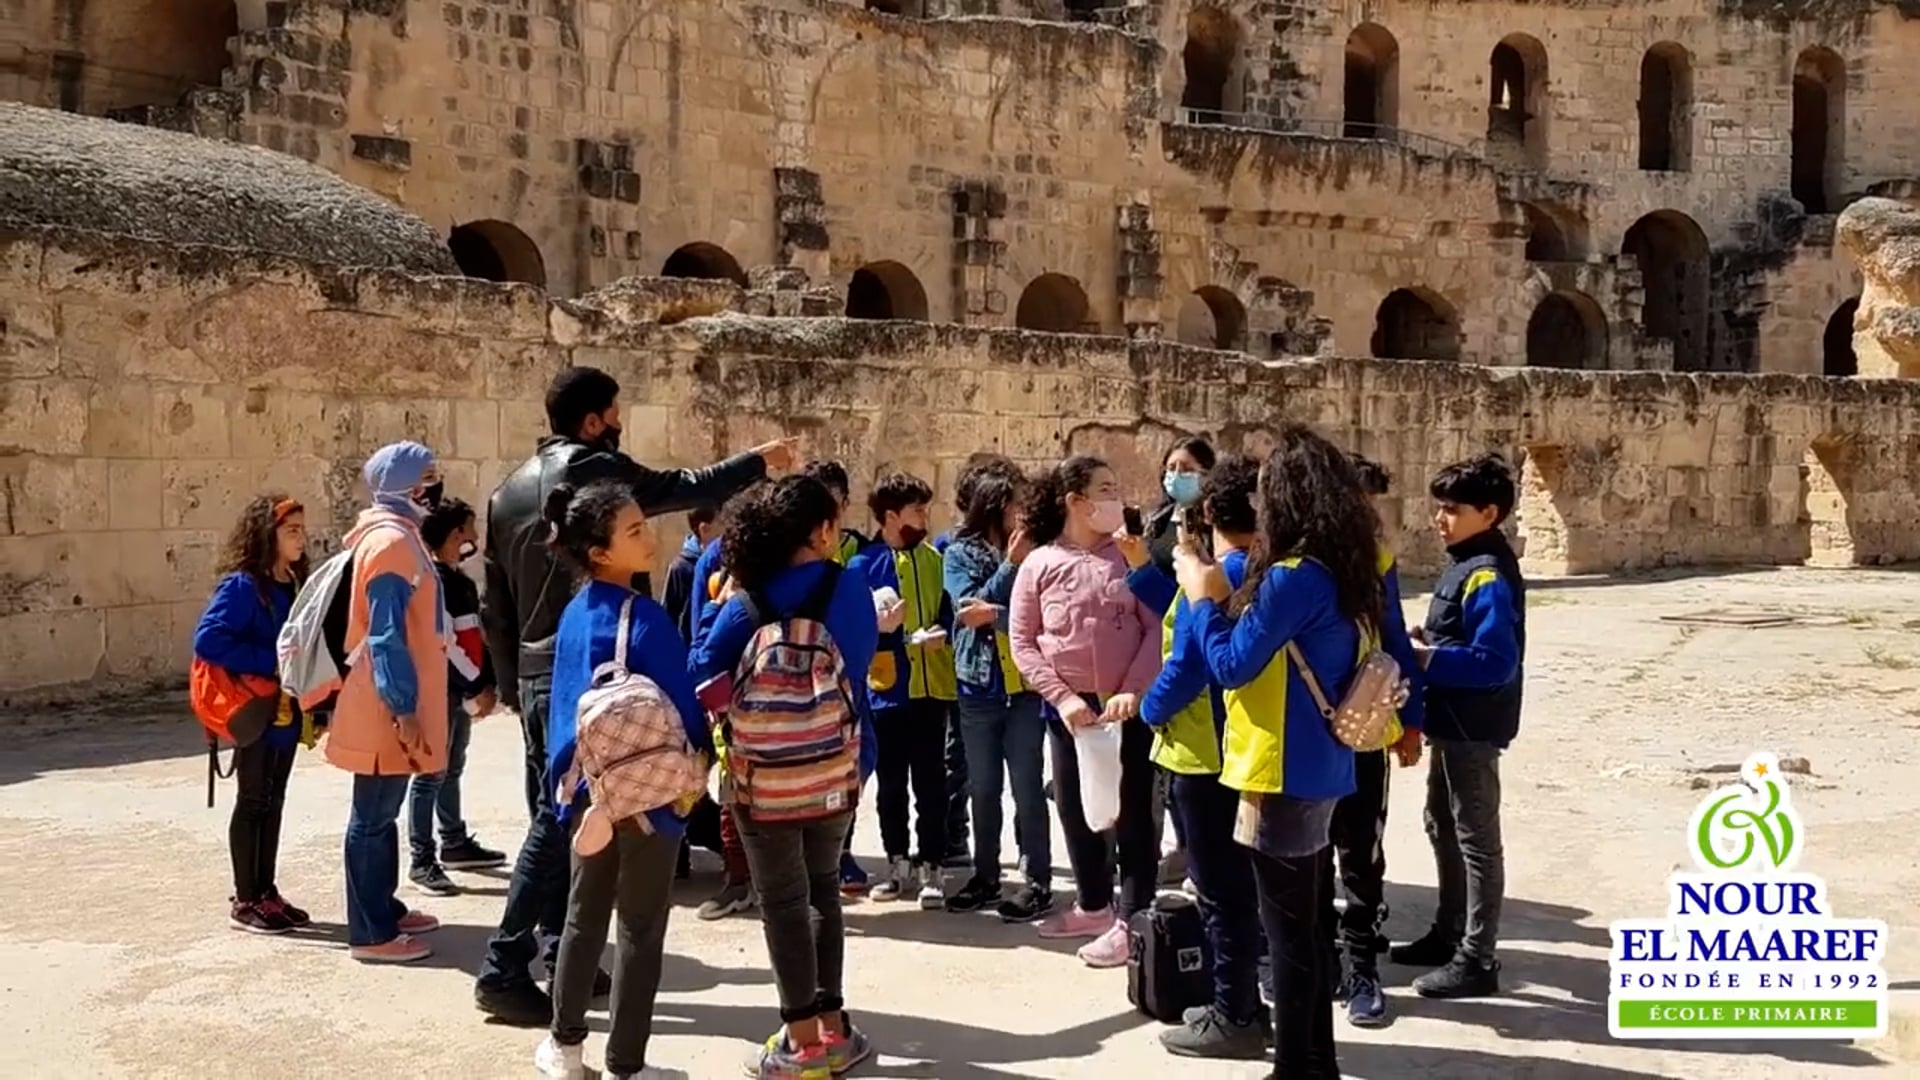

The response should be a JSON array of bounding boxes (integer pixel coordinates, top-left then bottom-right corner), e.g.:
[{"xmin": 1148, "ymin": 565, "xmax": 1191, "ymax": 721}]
[
  {"xmin": 1173, "ymin": 423, "xmax": 1384, "ymax": 1079},
  {"xmin": 192, "ymin": 492, "xmax": 311, "ymax": 934}
]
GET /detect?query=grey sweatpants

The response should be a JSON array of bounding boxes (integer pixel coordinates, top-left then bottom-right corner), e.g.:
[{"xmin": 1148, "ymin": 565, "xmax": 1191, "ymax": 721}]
[
  {"xmin": 550, "ymin": 819, "xmax": 678, "ymax": 1073},
  {"xmin": 737, "ymin": 809, "xmax": 854, "ymax": 1023}
]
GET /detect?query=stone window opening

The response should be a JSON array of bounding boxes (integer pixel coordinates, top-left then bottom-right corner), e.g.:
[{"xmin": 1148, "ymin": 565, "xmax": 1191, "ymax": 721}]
[
  {"xmin": 1800, "ymin": 437, "xmax": 1859, "ymax": 567},
  {"xmin": 1792, "ymin": 47, "xmax": 1846, "ymax": 214},
  {"xmin": 1015, "ymin": 273, "xmax": 1092, "ymax": 333},
  {"xmin": 1638, "ymin": 43, "xmax": 1692, "ymax": 172},
  {"xmin": 448, "ymin": 220, "xmax": 547, "ymax": 287},
  {"xmin": 1487, "ymin": 35, "xmax": 1548, "ymax": 167},
  {"xmin": 1180, "ymin": 7, "xmax": 1244, "ymax": 124},
  {"xmin": 864, "ymin": 1, "xmax": 923, "ymax": 16},
  {"xmin": 80, "ymin": 0, "xmax": 240, "ymax": 113},
  {"xmin": 1621, "ymin": 210, "xmax": 1710, "ymax": 371},
  {"xmin": 1371, "ymin": 287, "xmax": 1460, "ymax": 361},
  {"xmin": 1175, "ymin": 285, "xmax": 1247, "ymax": 350},
  {"xmin": 1343, "ymin": 24, "xmax": 1400, "ymax": 139},
  {"xmin": 1526, "ymin": 291, "xmax": 1608, "ymax": 369},
  {"xmin": 1823, "ymin": 297, "xmax": 1859, "ymax": 377},
  {"xmin": 662, "ymin": 242, "xmax": 748, "ymax": 287},
  {"xmin": 845, "ymin": 261, "xmax": 930, "ymax": 320}
]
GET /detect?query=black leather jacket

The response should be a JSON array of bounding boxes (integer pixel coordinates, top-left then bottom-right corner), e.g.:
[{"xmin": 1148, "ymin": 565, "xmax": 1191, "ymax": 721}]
[{"xmin": 481, "ymin": 436, "xmax": 766, "ymax": 705}]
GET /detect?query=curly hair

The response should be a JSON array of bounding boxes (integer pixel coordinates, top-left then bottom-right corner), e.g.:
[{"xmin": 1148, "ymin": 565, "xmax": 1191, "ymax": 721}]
[
  {"xmin": 1230, "ymin": 426, "xmax": 1385, "ymax": 629},
  {"xmin": 1022, "ymin": 455, "xmax": 1107, "ymax": 547},
  {"xmin": 218, "ymin": 492, "xmax": 311, "ymax": 586},
  {"xmin": 722, "ymin": 475, "xmax": 842, "ymax": 593},
  {"xmin": 542, "ymin": 480, "xmax": 636, "ymax": 574}
]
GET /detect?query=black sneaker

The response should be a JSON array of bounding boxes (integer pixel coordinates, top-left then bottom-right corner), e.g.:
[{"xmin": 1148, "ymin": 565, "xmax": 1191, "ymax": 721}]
[
  {"xmin": 1413, "ymin": 952, "xmax": 1501, "ymax": 999},
  {"xmin": 944, "ymin": 876, "xmax": 1001, "ymax": 913},
  {"xmin": 439, "ymin": 837, "xmax": 506, "ymax": 870},
  {"xmin": 474, "ymin": 979, "xmax": 552, "ymax": 1026},
  {"xmin": 1389, "ymin": 928, "xmax": 1461, "ymax": 967},
  {"xmin": 1159, "ymin": 1005, "xmax": 1267, "ymax": 1060},
  {"xmin": 997, "ymin": 883, "xmax": 1054, "ymax": 923},
  {"xmin": 228, "ymin": 900, "xmax": 292, "ymax": 935},
  {"xmin": 409, "ymin": 862, "xmax": 460, "ymax": 896}
]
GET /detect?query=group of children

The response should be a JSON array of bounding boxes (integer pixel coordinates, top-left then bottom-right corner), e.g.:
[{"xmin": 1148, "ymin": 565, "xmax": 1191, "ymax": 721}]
[{"xmin": 190, "ymin": 397, "xmax": 1528, "ymax": 1080}]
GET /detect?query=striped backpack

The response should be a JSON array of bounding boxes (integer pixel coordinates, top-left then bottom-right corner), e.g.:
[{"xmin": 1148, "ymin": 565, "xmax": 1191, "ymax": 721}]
[{"xmin": 722, "ymin": 566, "xmax": 861, "ymax": 823}]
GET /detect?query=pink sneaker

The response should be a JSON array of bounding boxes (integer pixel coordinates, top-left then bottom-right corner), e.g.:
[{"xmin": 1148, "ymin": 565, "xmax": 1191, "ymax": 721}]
[
  {"xmin": 1035, "ymin": 904, "xmax": 1115, "ymax": 940},
  {"xmin": 349, "ymin": 934, "xmax": 432, "ymax": 964},
  {"xmin": 396, "ymin": 909, "xmax": 440, "ymax": 935},
  {"xmin": 1076, "ymin": 920, "xmax": 1131, "ymax": 968}
]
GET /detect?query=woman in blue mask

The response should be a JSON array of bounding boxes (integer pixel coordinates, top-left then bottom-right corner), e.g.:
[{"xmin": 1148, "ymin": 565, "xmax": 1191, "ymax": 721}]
[{"xmin": 1145, "ymin": 438, "xmax": 1215, "ymax": 582}]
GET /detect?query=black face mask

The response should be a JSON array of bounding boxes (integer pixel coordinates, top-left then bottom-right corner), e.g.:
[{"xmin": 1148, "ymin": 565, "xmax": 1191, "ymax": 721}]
[
  {"xmin": 897, "ymin": 525, "xmax": 929, "ymax": 550},
  {"xmin": 595, "ymin": 425, "xmax": 623, "ymax": 454},
  {"xmin": 415, "ymin": 481, "xmax": 444, "ymax": 508}
]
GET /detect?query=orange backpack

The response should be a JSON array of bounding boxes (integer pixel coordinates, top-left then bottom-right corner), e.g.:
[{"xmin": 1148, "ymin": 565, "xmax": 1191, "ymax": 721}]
[{"xmin": 190, "ymin": 659, "xmax": 283, "ymax": 808}]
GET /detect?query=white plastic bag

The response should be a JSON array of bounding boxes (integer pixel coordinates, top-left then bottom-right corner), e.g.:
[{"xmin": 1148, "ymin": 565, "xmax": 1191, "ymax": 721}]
[{"xmin": 1073, "ymin": 722, "xmax": 1124, "ymax": 830}]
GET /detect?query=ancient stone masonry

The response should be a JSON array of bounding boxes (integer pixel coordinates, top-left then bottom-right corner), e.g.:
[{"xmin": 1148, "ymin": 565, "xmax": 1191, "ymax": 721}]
[{"xmin": 1838, "ymin": 196, "xmax": 1920, "ymax": 379}]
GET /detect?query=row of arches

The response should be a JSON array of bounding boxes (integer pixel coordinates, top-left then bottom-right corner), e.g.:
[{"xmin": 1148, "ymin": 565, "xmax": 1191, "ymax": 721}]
[{"xmin": 1337, "ymin": 24, "xmax": 1850, "ymax": 210}]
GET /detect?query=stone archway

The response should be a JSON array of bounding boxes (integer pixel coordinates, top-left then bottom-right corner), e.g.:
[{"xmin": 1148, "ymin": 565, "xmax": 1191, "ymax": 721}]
[
  {"xmin": 1176, "ymin": 285, "xmax": 1248, "ymax": 350},
  {"xmin": 1487, "ymin": 33, "xmax": 1549, "ymax": 167},
  {"xmin": 1793, "ymin": 47, "xmax": 1846, "ymax": 213},
  {"xmin": 1622, "ymin": 210, "xmax": 1710, "ymax": 370},
  {"xmin": 1823, "ymin": 298, "xmax": 1859, "ymax": 377},
  {"xmin": 1015, "ymin": 273, "xmax": 1091, "ymax": 333},
  {"xmin": 448, "ymin": 220, "xmax": 548, "ymax": 287},
  {"xmin": 1801, "ymin": 436, "xmax": 1858, "ymax": 566},
  {"xmin": 1526, "ymin": 291, "xmax": 1608, "ymax": 369},
  {"xmin": 1371, "ymin": 287, "xmax": 1459, "ymax": 361},
  {"xmin": 1180, "ymin": 6, "xmax": 1243, "ymax": 121},
  {"xmin": 845, "ymin": 260, "xmax": 930, "ymax": 320},
  {"xmin": 1343, "ymin": 23, "xmax": 1399, "ymax": 138},
  {"xmin": 662, "ymin": 242, "xmax": 748, "ymax": 287},
  {"xmin": 1638, "ymin": 42, "xmax": 1692, "ymax": 172}
]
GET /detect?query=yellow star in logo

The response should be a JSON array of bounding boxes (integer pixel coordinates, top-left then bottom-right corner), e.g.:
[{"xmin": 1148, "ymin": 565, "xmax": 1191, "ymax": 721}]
[{"xmin": 1753, "ymin": 761, "xmax": 1769, "ymax": 778}]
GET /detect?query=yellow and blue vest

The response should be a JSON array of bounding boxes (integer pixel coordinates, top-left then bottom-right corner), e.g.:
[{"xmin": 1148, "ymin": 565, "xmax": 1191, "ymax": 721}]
[{"xmin": 857, "ymin": 539, "xmax": 957, "ymax": 706}]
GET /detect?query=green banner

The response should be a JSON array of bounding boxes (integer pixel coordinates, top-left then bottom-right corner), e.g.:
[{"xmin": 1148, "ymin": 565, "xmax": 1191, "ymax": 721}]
[{"xmin": 1616, "ymin": 1000, "xmax": 1877, "ymax": 1029}]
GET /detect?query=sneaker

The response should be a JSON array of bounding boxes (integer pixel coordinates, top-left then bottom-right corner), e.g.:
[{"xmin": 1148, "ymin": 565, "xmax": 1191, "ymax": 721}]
[
  {"xmin": 1413, "ymin": 952, "xmax": 1501, "ymax": 999},
  {"xmin": 396, "ymin": 909, "xmax": 440, "ymax": 935},
  {"xmin": 1390, "ymin": 928, "xmax": 1461, "ymax": 967},
  {"xmin": 997, "ymin": 883, "xmax": 1054, "ymax": 924},
  {"xmin": 228, "ymin": 900, "xmax": 292, "ymax": 935},
  {"xmin": 823, "ymin": 1014, "xmax": 874, "ymax": 1074},
  {"xmin": 439, "ymin": 837, "xmax": 507, "ymax": 870},
  {"xmin": 944, "ymin": 876, "xmax": 1001, "ymax": 913},
  {"xmin": 916, "ymin": 863, "xmax": 945, "ymax": 910},
  {"xmin": 699, "ymin": 880, "xmax": 757, "ymax": 921},
  {"xmin": 260, "ymin": 889, "xmax": 310, "ymax": 928},
  {"xmin": 474, "ymin": 979, "xmax": 552, "ymax": 1026},
  {"xmin": 349, "ymin": 933, "xmax": 431, "ymax": 964},
  {"xmin": 409, "ymin": 862, "xmax": 460, "ymax": 897},
  {"xmin": 1036, "ymin": 903, "xmax": 1114, "ymax": 940},
  {"xmin": 869, "ymin": 857, "xmax": 911, "ymax": 902},
  {"xmin": 1180, "ymin": 877, "xmax": 1197, "ymax": 898},
  {"xmin": 838, "ymin": 854, "xmax": 869, "ymax": 897},
  {"xmin": 1076, "ymin": 919, "xmax": 1130, "ymax": 968},
  {"xmin": 534, "ymin": 1035, "xmax": 585, "ymax": 1079},
  {"xmin": 1160, "ymin": 1005, "xmax": 1266, "ymax": 1060},
  {"xmin": 747, "ymin": 1033, "xmax": 832, "ymax": 1079},
  {"xmin": 1346, "ymin": 971, "xmax": 1388, "ymax": 1026}
]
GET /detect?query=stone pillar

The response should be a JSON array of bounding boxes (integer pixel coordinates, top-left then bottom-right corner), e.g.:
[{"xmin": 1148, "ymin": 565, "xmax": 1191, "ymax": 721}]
[
  {"xmin": 1837, "ymin": 196, "xmax": 1920, "ymax": 379},
  {"xmin": 1248, "ymin": 277, "xmax": 1331, "ymax": 357},
  {"xmin": 1117, "ymin": 198, "xmax": 1163, "ymax": 340},
  {"xmin": 951, "ymin": 181, "xmax": 1008, "ymax": 326},
  {"xmin": 774, "ymin": 167, "xmax": 831, "ymax": 283}
]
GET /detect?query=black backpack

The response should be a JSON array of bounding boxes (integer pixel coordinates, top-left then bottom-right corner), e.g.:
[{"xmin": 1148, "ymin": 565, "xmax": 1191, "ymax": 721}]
[{"xmin": 1126, "ymin": 895, "xmax": 1212, "ymax": 1023}]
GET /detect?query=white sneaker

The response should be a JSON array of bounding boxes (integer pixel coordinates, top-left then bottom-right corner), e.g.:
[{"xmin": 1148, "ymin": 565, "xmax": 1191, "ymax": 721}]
[
  {"xmin": 534, "ymin": 1036, "xmax": 584, "ymax": 1079},
  {"xmin": 870, "ymin": 856, "xmax": 912, "ymax": 902},
  {"xmin": 917, "ymin": 863, "xmax": 945, "ymax": 910}
]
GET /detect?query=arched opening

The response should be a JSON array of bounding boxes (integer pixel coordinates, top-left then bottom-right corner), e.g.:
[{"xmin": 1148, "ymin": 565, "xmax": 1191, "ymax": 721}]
[
  {"xmin": 661, "ymin": 242, "xmax": 748, "ymax": 287},
  {"xmin": 1522, "ymin": 203, "xmax": 1568, "ymax": 261},
  {"xmin": 448, "ymin": 220, "xmax": 548, "ymax": 287},
  {"xmin": 87, "ymin": 1, "xmax": 239, "ymax": 111},
  {"xmin": 1181, "ymin": 7, "xmax": 1243, "ymax": 121},
  {"xmin": 1801, "ymin": 437, "xmax": 1857, "ymax": 567},
  {"xmin": 1015, "ymin": 273, "xmax": 1092, "ymax": 333},
  {"xmin": 1638, "ymin": 43, "xmax": 1692, "ymax": 172},
  {"xmin": 1175, "ymin": 286, "xmax": 1248, "ymax": 350},
  {"xmin": 1823, "ymin": 298, "xmax": 1859, "ymax": 377},
  {"xmin": 1622, "ymin": 210, "xmax": 1710, "ymax": 371},
  {"xmin": 1487, "ymin": 34, "xmax": 1549, "ymax": 166},
  {"xmin": 1526, "ymin": 291, "xmax": 1608, "ymax": 369},
  {"xmin": 1513, "ymin": 444, "xmax": 1573, "ymax": 573},
  {"xmin": 1792, "ymin": 47, "xmax": 1846, "ymax": 213},
  {"xmin": 1343, "ymin": 24, "xmax": 1400, "ymax": 139},
  {"xmin": 1371, "ymin": 287, "xmax": 1460, "ymax": 361},
  {"xmin": 845, "ymin": 261, "xmax": 930, "ymax": 321}
]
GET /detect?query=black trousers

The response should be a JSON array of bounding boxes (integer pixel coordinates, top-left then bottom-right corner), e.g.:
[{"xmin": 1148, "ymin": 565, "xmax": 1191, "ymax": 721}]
[
  {"xmin": 1046, "ymin": 700, "xmax": 1157, "ymax": 918},
  {"xmin": 944, "ymin": 703, "xmax": 970, "ymax": 855},
  {"xmin": 229, "ymin": 739, "xmax": 296, "ymax": 903},
  {"xmin": 875, "ymin": 699, "xmax": 948, "ymax": 862},
  {"xmin": 550, "ymin": 820, "xmax": 677, "ymax": 1074},
  {"xmin": 737, "ymin": 810, "xmax": 854, "ymax": 1023},
  {"xmin": 1253, "ymin": 847, "xmax": 1340, "ymax": 1078},
  {"xmin": 1322, "ymin": 749, "xmax": 1391, "ymax": 974}
]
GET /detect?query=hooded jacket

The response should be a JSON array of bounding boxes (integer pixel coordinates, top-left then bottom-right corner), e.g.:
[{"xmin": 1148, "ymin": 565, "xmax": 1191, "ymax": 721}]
[
  {"xmin": 482, "ymin": 435, "xmax": 766, "ymax": 704},
  {"xmin": 324, "ymin": 509, "xmax": 449, "ymax": 776}
]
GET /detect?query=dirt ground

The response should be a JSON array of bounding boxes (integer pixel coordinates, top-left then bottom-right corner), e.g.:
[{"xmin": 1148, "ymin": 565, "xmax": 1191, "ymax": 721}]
[{"xmin": 2, "ymin": 566, "xmax": 1917, "ymax": 1079}]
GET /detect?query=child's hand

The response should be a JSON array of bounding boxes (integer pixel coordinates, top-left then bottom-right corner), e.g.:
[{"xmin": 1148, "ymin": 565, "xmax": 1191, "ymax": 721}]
[
  {"xmin": 1059, "ymin": 696, "xmax": 1100, "ymax": 729},
  {"xmin": 1408, "ymin": 625, "xmax": 1428, "ymax": 645},
  {"xmin": 1101, "ymin": 693, "xmax": 1140, "ymax": 723},
  {"xmin": 957, "ymin": 598, "xmax": 999, "ymax": 628},
  {"xmin": 877, "ymin": 599, "xmax": 906, "ymax": 633},
  {"xmin": 1007, "ymin": 527, "xmax": 1034, "ymax": 566},
  {"xmin": 469, "ymin": 688, "xmax": 499, "ymax": 718},
  {"xmin": 1114, "ymin": 532, "xmax": 1149, "ymax": 570},
  {"xmin": 1411, "ymin": 641, "xmax": 1433, "ymax": 670},
  {"xmin": 1173, "ymin": 545, "xmax": 1229, "ymax": 603},
  {"xmin": 1391, "ymin": 728, "xmax": 1423, "ymax": 767}
]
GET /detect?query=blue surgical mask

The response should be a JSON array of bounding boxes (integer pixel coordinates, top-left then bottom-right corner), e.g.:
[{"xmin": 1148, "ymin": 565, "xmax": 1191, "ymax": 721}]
[{"xmin": 1164, "ymin": 470, "xmax": 1202, "ymax": 506}]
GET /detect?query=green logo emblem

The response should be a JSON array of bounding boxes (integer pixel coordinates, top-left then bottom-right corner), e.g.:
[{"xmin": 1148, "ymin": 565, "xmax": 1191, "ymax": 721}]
[{"xmin": 1689, "ymin": 752, "xmax": 1798, "ymax": 872}]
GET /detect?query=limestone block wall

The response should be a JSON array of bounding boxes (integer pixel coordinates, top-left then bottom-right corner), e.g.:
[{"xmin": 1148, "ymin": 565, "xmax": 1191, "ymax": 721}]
[{"xmin": 4, "ymin": 225, "xmax": 1917, "ymax": 696}]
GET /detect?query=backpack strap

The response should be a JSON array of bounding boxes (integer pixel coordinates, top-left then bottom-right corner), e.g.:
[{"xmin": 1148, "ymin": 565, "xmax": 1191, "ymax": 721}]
[
  {"xmin": 1281, "ymin": 641, "xmax": 1338, "ymax": 722},
  {"xmin": 612, "ymin": 595, "xmax": 636, "ymax": 674}
]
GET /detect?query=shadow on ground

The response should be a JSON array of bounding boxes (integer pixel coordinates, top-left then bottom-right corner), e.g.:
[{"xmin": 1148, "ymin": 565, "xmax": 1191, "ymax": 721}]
[{"xmin": 0, "ymin": 704, "xmax": 204, "ymax": 787}]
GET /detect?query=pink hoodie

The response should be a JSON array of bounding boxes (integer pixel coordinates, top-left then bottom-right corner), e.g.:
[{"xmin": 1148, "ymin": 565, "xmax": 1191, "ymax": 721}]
[{"xmin": 1009, "ymin": 537, "xmax": 1162, "ymax": 709}]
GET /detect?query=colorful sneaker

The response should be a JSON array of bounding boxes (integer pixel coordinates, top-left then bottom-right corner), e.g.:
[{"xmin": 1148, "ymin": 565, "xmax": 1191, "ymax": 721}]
[
  {"xmin": 869, "ymin": 857, "xmax": 911, "ymax": 902},
  {"xmin": 409, "ymin": 862, "xmax": 460, "ymax": 896},
  {"xmin": 1076, "ymin": 919, "xmax": 1130, "ymax": 968},
  {"xmin": 534, "ymin": 1034, "xmax": 585, "ymax": 1079},
  {"xmin": 838, "ymin": 853, "xmax": 869, "ymax": 898},
  {"xmin": 229, "ymin": 900, "xmax": 292, "ymax": 935},
  {"xmin": 823, "ymin": 1017, "xmax": 874, "ymax": 1074},
  {"xmin": 944, "ymin": 876, "xmax": 1000, "ymax": 913},
  {"xmin": 698, "ymin": 880, "xmax": 757, "ymax": 921},
  {"xmin": 997, "ymin": 883, "xmax": 1054, "ymax": 924},
  {"xmin": 396, "ymin": 909, "xmax": 440, "ymax": 935},
  {"xmin": 915, "ymin": 863, "xmax": 945, "ymax": 911},
  {"xmin": 261, "ymin": 888, "xmax": 310, "ymax": 927},
  {"xmin": 747, "ymin": 1034, "xmax": 832, "ymax": 1079},
  {"xmin": 1035, "ymin": 903, "xmax": 1114, "ymax": 940},
  {"xmin": 440, "ymin": 837, "xmax": 507, "ymax": 870},
  {"xmin": 349, "ymin": 934, "xmax": 432, "ymax": 964}
]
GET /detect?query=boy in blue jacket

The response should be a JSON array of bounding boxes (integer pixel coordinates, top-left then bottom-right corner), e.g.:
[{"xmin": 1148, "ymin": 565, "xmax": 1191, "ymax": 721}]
[{"xmin": 1392, "ymin": 453, "xmax": 1526, "ymax": 1000}]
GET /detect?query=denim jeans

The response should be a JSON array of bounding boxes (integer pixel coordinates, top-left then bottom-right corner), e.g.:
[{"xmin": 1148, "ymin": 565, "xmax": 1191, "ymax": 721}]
[
  {"xmin": 407, "ymin": 699, "xmax": 473, "ymax": 866},
  {"xmin": 551, "ymin": 820, "xmax": 677, "ymax": 1073},
  {"xmin": 1253, "ymin": 846, "xmax": 1339, "ymax": 1078},
  {"xmin": 479, "ymin": 677, "xmax": 570, "ymax": 988},
  {"xmin": 1170, "ymin": 772, "xmax": 1261, "ymax": 1024},
  {"xmin": 344, "ymin": 772, "xmax": 412, "ymax": 946},
  {"xmin": 737, "ymin": 809, "xmax": 853, "ymax": 1023},
  {"xmin": 1425, "ymin": 738, "xmax": 1504, "ymax": 960},
  {"xmin": 955, "ymin": 691, "xmax": 1049, "ymax": 886}
]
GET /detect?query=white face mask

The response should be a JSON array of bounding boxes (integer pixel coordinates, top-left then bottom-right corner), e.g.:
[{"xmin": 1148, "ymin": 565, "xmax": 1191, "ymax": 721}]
[{"xmin": 1087, "ymin": 498, "xmax": 1126, "ymax": 535}]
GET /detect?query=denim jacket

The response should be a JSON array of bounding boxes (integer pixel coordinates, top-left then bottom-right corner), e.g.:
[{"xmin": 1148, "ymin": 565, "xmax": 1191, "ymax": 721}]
[{"xmin": 941, "ymin": 534, "xmax": 1021, "ymax": 690}]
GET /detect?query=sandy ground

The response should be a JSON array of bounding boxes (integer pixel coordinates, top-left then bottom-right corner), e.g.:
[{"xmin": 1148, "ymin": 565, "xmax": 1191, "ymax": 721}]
[{"xmin": 2, "ymin": 566, "xmax": 1918, "ymax": 1079}]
